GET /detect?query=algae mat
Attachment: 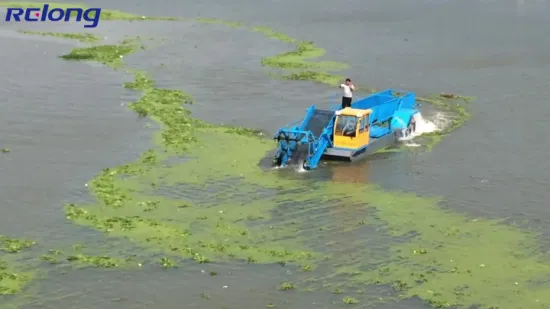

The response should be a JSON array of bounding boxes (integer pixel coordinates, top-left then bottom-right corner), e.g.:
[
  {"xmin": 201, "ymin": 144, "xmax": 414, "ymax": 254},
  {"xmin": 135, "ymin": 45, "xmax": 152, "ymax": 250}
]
[{"xmin": 2, "ymin": 3, "xmax": 549, "ymax": 309}]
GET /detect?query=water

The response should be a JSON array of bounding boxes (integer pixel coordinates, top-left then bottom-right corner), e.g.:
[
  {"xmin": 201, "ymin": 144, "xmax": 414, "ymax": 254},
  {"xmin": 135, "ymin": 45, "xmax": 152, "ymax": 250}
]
[
  {"xmin": 399, "ymin": 113, "xmax": 441, "ymax": 146},
  {"xmin": 1, "ymin": 0, "xmax": 550, "ymax": 308}
]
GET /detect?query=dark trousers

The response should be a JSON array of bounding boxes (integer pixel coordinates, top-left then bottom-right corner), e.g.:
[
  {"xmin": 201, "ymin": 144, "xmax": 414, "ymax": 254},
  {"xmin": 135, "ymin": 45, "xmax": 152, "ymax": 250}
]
[{"xmin": 341, "ymin": 96, "xmax": 352, "ymax": 109}]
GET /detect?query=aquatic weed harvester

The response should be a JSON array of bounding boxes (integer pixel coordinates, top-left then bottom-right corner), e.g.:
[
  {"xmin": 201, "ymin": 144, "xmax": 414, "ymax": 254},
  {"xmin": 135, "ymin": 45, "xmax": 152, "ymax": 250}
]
[{"xmin": 273, "ymin": 89, "xmax": 420, "ymax": 170}]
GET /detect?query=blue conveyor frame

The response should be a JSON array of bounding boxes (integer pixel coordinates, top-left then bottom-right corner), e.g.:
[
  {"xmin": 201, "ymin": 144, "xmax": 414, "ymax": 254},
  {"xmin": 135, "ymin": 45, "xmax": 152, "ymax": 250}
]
[
  {"xmin": 272, "ymin": 89, "xmax": 419, "ymax": 170},
  {"xmin": 272, "ymin": 105, "xmax": 335, "ymax": 169}
]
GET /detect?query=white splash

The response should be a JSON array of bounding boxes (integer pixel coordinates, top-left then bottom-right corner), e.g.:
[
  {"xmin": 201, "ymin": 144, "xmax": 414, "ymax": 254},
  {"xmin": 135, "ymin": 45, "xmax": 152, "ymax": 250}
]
[{"xmin": 399, "ymin": 112, "xmax": 446, "ymax": 142}]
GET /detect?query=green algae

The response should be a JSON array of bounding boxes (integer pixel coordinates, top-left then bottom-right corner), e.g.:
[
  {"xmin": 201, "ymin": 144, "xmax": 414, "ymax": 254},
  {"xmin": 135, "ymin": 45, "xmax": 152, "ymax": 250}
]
[
  {"xmin": 159, "ymin": 257, "xmax": 177, "ymax": 268},
  {"xmin": 40, "ymin": 249, "xmax": 139, "ymax": 269},
  {"xmin": 261, "ymin": 41, "xmax": 349, "ymax": 71},
  {"xmin": 343, "ymin": 296, "xmax": 359, "ymax": 304},
  {"xmin": 279, "ymin": 282, "xmax": 296, "ymax": 291},
  {"xmin": 57, "ymin": 72, "xmax": 550, "ymax": 309},
  {"xmin": 279, "ymin": 71, "xmax": 343, "ymax": 86},
  {"xmin": 123, "ymin": 71, "xmax": 197, "ymax": 152},
  {"xmin": 0, "ymin": 236, "xmax": 35, "ymax": 254},
  {"xmin": 57, "ymin": 50, "xmax": 312, "ymax": 265},
  {"xmin": 251, "ymin": 26, "xmax": 296, "ymax": 43},
  {"xmin": 0, "ymin": 260, "xmax": 32, "ymax": 296},
  {"xmin": 10, "ymin": 15, "xmax": 544, "ymax": 309},
  {"xmin": 0, "ymin": 237, "xmax": 35, "ymax": 295},
  {"xmin": 321, "ymin": 186, "xmax": 550, "ymax": 308},
  {"xmin": 17, "ymin": 30, "xmax": 101, "ymax": 43},
  {"xmin": 59, "ymin": 38, "xmax": 140, "ymax": 68},
  {"xmin": 123, "ymin": 71, "xmax": 155, "ymax": 90},
  {"xmin": 65, "ymin": 254, "xmax": 125, "ymax": 268}
]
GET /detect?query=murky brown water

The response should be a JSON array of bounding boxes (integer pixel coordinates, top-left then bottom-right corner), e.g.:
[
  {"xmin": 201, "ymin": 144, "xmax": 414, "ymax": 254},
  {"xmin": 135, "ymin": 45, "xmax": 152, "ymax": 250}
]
[{"xmin": 1, "ymin": 0, "xmax": 550, "ymax": 308}]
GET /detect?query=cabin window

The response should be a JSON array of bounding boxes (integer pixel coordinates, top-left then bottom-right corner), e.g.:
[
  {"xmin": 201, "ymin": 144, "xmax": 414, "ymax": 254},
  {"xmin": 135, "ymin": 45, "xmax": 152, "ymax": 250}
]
[
  {"xmin": 335, "ymin": 115, "xmax": 357, "ymax": 137},
  {"xmin": 359, "ymin": 116, "xmax": 368, "ymax": 133}
]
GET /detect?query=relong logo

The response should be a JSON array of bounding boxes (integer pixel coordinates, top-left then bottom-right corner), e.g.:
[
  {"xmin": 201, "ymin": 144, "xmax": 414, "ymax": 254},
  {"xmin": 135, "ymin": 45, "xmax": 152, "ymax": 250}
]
[{"xmin": 5, "ymin": 4, "xmax": 102, "ymax": 28}]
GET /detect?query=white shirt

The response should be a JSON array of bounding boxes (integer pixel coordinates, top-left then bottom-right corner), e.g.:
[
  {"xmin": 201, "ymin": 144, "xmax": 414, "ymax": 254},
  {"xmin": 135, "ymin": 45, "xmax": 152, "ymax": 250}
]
[{"xmin": 340, "ymin": 84, "xmax": 355, "ymax": 98}]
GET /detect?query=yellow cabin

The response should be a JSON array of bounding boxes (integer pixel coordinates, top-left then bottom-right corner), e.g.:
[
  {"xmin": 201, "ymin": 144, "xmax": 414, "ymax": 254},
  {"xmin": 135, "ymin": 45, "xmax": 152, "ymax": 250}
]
[{"xmin": 333, "ymin": 107, "xmax": 372, "ymax": 149}]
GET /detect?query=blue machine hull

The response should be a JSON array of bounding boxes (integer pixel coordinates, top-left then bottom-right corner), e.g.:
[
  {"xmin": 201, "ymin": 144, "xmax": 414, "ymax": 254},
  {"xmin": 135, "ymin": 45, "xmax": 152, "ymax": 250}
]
[
  {"xmin": 272, "ymin": 89, "xmax": 420, "ymax": 170},
  {"xmin": 322, "ymin": 130, "xmax": 398, "ymax": 162}
]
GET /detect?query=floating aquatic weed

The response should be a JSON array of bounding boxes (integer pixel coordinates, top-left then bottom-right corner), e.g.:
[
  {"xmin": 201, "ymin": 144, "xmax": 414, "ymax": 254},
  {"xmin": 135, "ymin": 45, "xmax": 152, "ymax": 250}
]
[
  {"xmin": 66, "ymin": 150, "xmax": 161, "ymax": 210},
  {"xmin": 66, "ymin": 195, "xmax": 315, "ymax": 265},
  {"xmin": 159, "ymin": 257, "xmax": 176, "ymax": 268},
  {"xmin": 59, "ymin": 39, "xmax": 139, "ymax": 68},
  {"xmin": 0, "ymin": 260, "xmax": 32, "ymax": 295},
  {"xmin": 65, "ymin": 254, "xmax": 122, "ymax": 268},
  {"xmin": 251, "ymin": 26, "xmax": 296, "ymax": 43},
  {"xmin": 17, "ymin": 30, "xmax": 102, "ymax": 43},
  {"xmin": 280, "ymin": 71, "xmax": 343, "ymax": 86},
  {"xmin": 343, "ymin": 296, "xmax": 359, "ymax": 304},
  {"xmin": 1, "ymin": 148, "xmax": 10, "ymax": 153},
  {"xmin": 279, "ymin": 282, "xmax": 295, "ymax": 291},
  {"xmin": 33, "ymin": 17, "xmax": 550, "ymax": 309},
  {"xmin": 324, "ymin": 187, "xmax": 550, "ymax": 309},
  {"xmin": 261, "ymin": 41, "xmax": 349, "ymax": 71},
  {"xmin": 130, "ymin": 89, "xmax": 196, "ymax": 152},
  {"xmin": 124, "ymin": 71, "xmax": 156, "ymax": 90},
  {"xmin": 0, "ymin": 236, "xmax": 35, "ymax": 253},
  {"xmin": 39, "ymin": 246, "xmax": 131, "ymax": 268},
  {"xmin": 40, "ymin": 249, "xmax": 62, "ymax": 264}
]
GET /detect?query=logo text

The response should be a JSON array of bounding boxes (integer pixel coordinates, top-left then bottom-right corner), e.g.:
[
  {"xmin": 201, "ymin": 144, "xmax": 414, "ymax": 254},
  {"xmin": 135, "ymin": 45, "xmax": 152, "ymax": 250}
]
[{"xmin": 5, "ymin": 4, "xmax": 102, "ymax": 28}]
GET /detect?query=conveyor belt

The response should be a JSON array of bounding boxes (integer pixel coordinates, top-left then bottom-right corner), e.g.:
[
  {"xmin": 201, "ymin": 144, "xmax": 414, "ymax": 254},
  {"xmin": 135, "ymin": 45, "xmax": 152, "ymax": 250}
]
[{"xmin": 303, "ymin": 109, "xmax": 334, "ymax": 137}]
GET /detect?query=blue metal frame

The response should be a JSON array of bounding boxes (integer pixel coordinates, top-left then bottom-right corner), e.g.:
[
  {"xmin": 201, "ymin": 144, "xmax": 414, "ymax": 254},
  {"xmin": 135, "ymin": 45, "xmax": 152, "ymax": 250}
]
[
  {"xmin": 272, "ymin": 105, "xmax": 335, "ymax": 169},
  {"xmin": 272, "ymin": 89, "xmax": 421, "ymax": 170}
]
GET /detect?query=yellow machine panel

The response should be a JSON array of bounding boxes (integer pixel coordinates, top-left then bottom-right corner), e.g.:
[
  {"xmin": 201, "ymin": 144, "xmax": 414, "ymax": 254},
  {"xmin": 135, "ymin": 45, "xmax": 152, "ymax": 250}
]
[{"xmin": 333, "ymin": 108, "xmax": 371, "ymax": 149}]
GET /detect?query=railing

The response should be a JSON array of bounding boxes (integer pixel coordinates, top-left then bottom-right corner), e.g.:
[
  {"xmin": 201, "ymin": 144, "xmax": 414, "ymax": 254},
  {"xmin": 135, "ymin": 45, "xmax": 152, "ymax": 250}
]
[{"xmin": 329, "ymin": 92, "xmax": 374, "ymax": 111}]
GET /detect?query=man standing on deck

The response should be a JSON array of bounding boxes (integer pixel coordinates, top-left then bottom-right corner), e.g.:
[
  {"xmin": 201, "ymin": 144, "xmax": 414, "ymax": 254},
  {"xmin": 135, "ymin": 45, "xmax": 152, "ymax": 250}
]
[{"xmin": 340, "ymin": 78, "xmax": 355, "ymax": 109}]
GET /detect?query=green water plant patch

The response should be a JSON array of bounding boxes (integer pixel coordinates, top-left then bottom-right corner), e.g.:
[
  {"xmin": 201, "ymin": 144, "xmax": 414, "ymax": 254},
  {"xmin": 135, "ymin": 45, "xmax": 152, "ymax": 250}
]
[
  {"xmin": 0, "ymin": 236, "xmax": 35, "ymax": 254},
  {"xmin": 59, "ymin": 38, "xmax": 140, "ymax": 68},
  {"xmin": 57, "ymin": 36, "xmax": 550, "ymax": 309},
  {"xmin": 40, "ymin": 249, "xmax": 140, "ymax": 269},
  {"xmin": 59, "ymin": 67, "xmax": 548, "ymax": 309},
  {"xmin": 15, "ymin": 14, "xmax": 542, "ymax": 309},
  {"xmin": 0, "ymin": 260, "xmax": 32, "ymax": 295},
  {"xmin": 260, "ymin": 41, "xmax": 349, "ymax": 71}
]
